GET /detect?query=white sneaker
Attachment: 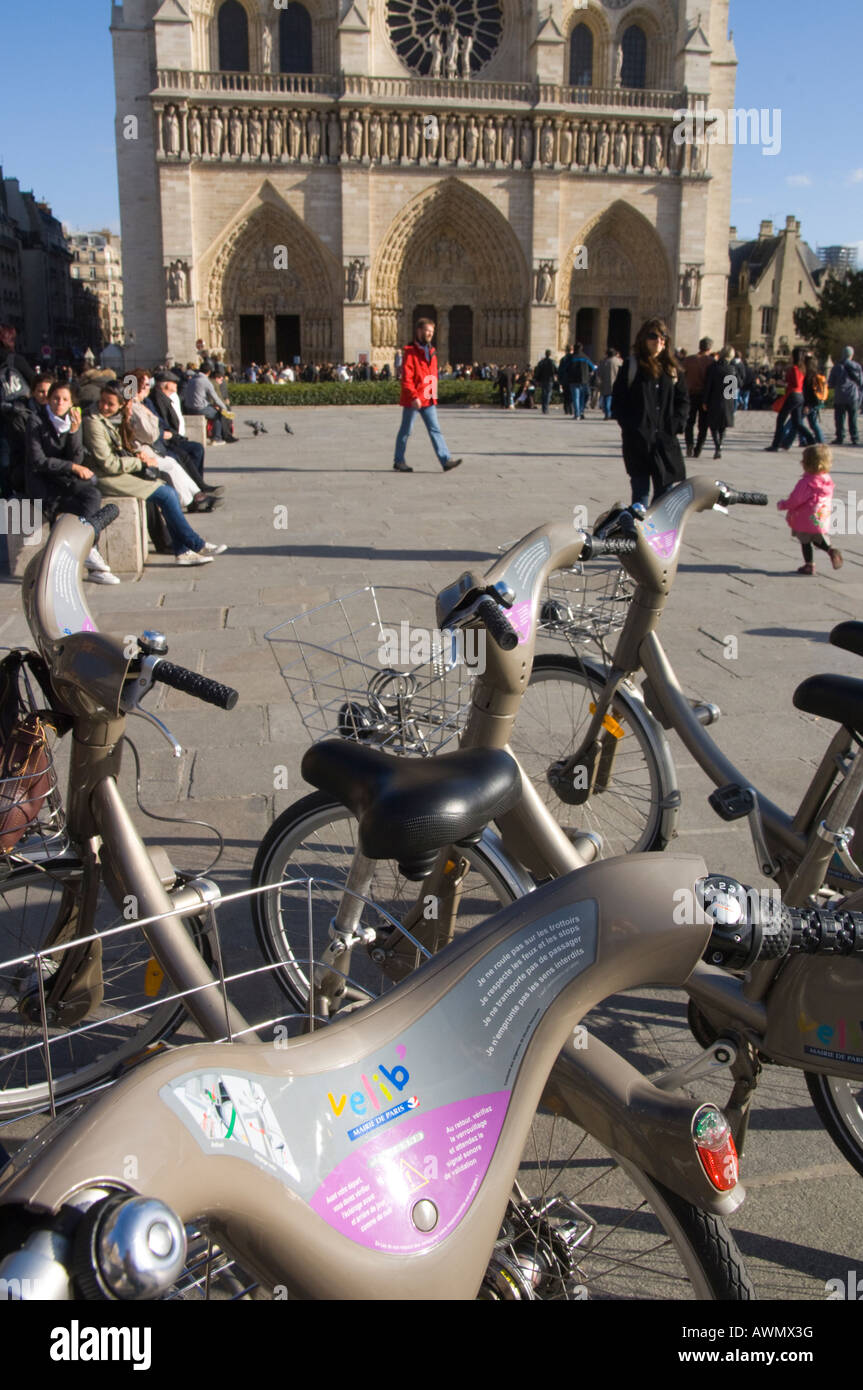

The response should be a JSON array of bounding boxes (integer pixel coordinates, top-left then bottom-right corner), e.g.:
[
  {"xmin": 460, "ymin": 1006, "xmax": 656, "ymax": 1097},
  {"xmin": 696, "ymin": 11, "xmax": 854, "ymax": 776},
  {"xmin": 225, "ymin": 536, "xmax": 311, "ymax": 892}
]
[
  {"xmin": 175, "ymin": 550, "xmax": 214, "ymax": 566},
  {"xmin": 200, "ymin": 542, "xmax": 227, "ymax": 556},
  {"xmin": 210, "ymin": 440, "xmax": 226, "ymax": 447},
  {"xmin": 85, "ymin": 569, "xmax": 121, "ymax": 585},
  {"xmin": 86, "ymin": 546, "xmax": 110, "ymax": 572}
]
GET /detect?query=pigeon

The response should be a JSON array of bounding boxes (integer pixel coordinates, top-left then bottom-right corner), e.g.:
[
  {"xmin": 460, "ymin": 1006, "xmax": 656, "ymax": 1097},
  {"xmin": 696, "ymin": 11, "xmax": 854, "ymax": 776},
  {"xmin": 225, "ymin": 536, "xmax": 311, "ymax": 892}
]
[
  {"xmin": 244, "ymin": 420, "xmax": 261, "ymax": 437},
  {"xmin": 284, "ymin": 422, "xmax": 294, "ymax": 436},
  {"xmin": 257, "ymin": 421, "xmax": 268, "ymax": 434}
]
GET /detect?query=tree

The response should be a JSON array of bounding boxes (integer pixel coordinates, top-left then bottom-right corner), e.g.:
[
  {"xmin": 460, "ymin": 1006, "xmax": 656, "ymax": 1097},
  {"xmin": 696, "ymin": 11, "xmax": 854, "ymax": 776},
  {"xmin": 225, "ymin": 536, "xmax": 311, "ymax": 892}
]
[{"xmin": 795, "ymin": 270, "xmax": 863, "ymax": 361}]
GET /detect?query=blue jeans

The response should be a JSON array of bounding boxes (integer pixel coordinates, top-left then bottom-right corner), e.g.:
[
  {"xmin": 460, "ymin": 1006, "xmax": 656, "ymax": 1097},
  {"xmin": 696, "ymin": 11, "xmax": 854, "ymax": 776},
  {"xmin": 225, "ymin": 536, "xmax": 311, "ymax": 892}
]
[
  {"xmin": 738, "ymin": 389, "xmax": 750, "ymax": 410},
  {"xmin": 601, "ymin": 394, "xmax": 613, "ymax": 420},
  {"xmin": 806, "ymin": 407, "xmax": 824, "ymax": 444},
  {"xmin": 571, "ymin": 385, "xmax": 588, "ymax": 418},
  {"xmin": 834, "ymin": 405, "xmax": 859, "ymax": 444},
  {"xmin": 152, "ymin": 484, "xmax": 205, "ymax": 555},
  {"xmin": 540, "ymin": 383, "xmax": 553, "ymax": 413},
  {"xmin": 394, "ymin": 404, "xmax": 451, "ymax": 467}
]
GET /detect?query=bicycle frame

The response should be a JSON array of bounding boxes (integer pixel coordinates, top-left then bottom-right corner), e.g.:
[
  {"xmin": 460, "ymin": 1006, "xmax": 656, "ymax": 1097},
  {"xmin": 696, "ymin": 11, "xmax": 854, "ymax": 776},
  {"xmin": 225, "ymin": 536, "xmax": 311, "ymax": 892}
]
[
  {"xmin": 0, "ymin": 853, "xmax": 745, "ymax": 1299},
  {"xmin": 19, "ymin": 514, "xmax": 250, "ymax": 1050}
]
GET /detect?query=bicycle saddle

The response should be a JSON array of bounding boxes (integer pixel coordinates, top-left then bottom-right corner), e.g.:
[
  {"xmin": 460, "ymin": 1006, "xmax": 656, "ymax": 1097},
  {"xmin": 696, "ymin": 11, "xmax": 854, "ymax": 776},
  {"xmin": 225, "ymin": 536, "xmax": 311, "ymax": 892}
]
[
  {"xmin": 793, "ymin": 673, "xmax": 863, "ymax": 734},
  {"xmin": 830, "ymin": 621, "xmax": 863, "ymax": 661},
  {"xmin": 301, "ymin": 740, "xmax": 521, "ymax": 878}
]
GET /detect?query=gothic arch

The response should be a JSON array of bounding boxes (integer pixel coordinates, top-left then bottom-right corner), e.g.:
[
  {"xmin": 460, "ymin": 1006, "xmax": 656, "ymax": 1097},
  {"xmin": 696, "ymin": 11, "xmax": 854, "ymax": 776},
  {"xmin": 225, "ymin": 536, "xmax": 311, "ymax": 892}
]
[
  {"xmin": 371, "ymin": 179, "xmax": 531, "ymax": 362},
  {"xmin": 559, "ymin": 200, "xmax": 674, "ymax": 352},
  {"xmin": 610, "ymin": 4, "xmax": 675, "ymax": 89},
  {"xmin": 563, "ymin": 3, "xmax": 611, "ymax": 88},
  {"xmin": 201, "ymin": 185, "xmax": 341, "ymax": 362}
]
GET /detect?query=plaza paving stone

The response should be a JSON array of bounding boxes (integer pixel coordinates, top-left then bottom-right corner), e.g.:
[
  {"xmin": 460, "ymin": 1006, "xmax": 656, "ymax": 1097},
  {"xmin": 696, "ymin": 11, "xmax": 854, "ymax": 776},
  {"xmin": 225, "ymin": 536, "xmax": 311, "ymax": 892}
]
[{"xmin": 1, "ymin": 401, "xmax": 861, "ymax": 1299}]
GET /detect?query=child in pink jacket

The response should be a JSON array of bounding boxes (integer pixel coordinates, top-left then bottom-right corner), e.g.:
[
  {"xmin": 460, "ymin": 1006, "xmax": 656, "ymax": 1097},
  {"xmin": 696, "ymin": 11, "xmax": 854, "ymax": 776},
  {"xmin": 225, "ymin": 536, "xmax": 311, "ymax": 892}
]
[{"xmin": 777, "ymin": 444, "xmax": 843, "ymax": 574}]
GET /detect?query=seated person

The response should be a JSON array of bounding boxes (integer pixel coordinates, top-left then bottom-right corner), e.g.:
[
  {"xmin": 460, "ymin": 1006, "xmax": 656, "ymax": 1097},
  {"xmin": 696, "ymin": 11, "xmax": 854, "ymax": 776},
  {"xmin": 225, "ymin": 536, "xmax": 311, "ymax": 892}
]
[
  {"xmin": 125, "ymin": 370, "xmax": 222, "ymax": 512},
  {"xmin": 147, "ymin": 371, "xmax": 212, "ymax": 477},
  {"xmin": 181, "ymin": 365, "xmax": 231, "ymax": 443},
  {"xmin": 25, "ymin": 380, "xmax": 119, "ymax": 584},
  {"xmin": 82, "ymin": 381, "xmax": 226, "ymax": 567}
]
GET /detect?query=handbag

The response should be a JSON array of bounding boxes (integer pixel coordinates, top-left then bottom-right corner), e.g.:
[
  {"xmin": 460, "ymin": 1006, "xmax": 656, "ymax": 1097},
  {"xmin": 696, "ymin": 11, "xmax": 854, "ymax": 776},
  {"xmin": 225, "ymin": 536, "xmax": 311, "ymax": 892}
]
[{"xmin": 0, "ymin": 713, "xmax": 52, "ymax": 852}]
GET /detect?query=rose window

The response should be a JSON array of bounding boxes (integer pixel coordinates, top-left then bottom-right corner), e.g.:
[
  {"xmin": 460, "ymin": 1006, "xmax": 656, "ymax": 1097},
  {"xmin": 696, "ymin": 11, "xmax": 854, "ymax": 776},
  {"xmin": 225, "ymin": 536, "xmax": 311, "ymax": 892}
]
[{"xmin": 386, "ymin": 0, "xmax": 503, "ymax": 76}]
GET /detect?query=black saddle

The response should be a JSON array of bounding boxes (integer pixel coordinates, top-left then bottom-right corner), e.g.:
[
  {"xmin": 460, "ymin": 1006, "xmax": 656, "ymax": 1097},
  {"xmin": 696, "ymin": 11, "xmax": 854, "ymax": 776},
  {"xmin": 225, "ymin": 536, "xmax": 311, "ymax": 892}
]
[
  {"xmin": 301, "ymin": 741, "xmax": 521, "ymax": 879},
  {"xmin": 830, "ymin": 621, "xmax": 863, "ymax": 661},
  {"xmin": 793, "ymin": 673, "xmax": 863, "ymax": 733}
]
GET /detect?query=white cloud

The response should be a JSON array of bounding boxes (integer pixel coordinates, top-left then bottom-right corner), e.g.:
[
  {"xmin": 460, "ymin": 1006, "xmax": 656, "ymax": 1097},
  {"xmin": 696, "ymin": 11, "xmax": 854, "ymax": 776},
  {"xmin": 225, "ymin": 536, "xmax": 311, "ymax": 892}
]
[{"xmin": 786, "ymin": 174, "xmax": 812, "ymax": 188}]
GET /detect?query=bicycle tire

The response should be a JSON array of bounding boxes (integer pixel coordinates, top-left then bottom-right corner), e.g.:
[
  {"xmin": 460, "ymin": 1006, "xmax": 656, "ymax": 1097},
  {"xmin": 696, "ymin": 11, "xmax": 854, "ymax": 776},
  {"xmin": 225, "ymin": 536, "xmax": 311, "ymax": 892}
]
[
  {"xmin": 252, "ymin": 790, "xmax": 525, "ymax": 1011},
  {"xmin": 0, "ymin": 860, "xmax": 210, "ymax": 1117},
  {"xmin": 510, "ymin": 653, "xmax": 678, "ymax": 858},
  {"xmin": 804, "ymin": 1071, "xmax": 863, "ymax": 1181}
]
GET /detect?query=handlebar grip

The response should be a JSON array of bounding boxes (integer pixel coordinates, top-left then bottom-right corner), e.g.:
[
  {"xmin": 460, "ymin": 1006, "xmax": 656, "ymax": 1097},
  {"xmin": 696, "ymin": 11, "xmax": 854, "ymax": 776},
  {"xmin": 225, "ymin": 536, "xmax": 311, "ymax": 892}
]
[
  {"xmin": 88, "ymin": 505, "xmax": 120, "ymax": 539},
  {"xmin": 587, "ymin": 535, "xmax": 638, "ymax": 558},
  {"xmin": 152, "ymin": 660, "xmax": 239, "ymax": 711},
  {"xmin": 476, "ymin": 595, "xmax": 519, "ymax": 652},
  {"xmin": 726, "ymin": 490, "xmax": 768, "ymax": 507}
]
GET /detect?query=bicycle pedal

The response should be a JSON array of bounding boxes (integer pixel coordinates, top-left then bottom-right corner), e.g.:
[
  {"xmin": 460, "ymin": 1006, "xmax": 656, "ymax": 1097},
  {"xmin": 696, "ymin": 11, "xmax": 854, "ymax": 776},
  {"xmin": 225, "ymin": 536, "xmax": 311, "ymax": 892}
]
[{"xmin": 708, "ymin": 784, "xmax": 755, "ymax": 822}]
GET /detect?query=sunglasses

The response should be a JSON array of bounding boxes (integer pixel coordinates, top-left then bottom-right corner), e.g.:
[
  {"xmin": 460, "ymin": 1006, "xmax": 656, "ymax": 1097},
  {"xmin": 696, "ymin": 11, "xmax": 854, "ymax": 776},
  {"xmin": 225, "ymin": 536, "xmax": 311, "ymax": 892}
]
[{"xmin": 646, "ymin": 332, "xmax": 665, "ymax": 341}]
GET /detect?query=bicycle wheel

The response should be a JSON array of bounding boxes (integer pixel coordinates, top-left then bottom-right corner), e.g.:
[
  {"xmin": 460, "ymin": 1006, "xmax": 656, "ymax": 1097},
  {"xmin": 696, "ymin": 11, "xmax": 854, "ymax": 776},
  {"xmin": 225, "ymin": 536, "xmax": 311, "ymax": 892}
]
[
  {"xmin": 0, "ymin": 861, "xmax": 208, "ymax": 1117},
  {"xmin": 490, "ymin": 1115, "xmax": 752, "ymax": 1300},
  {"xmin": 805, "ymin": 1072, "xmax": 863, "ymax": 1180},
  {"xmin": 252, "ymin": 791, "xmax": 525, "ymax": 1011},
  {"xmin": 510, "ymin": 653, "xmax": 678, "ymax": 858}
]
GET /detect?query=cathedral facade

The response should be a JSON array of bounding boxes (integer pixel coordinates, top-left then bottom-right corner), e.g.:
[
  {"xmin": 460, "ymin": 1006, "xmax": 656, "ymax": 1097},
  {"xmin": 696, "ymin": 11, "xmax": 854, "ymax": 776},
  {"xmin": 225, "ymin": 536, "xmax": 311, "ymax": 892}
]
[{"xmin": 112, "ymin": 0, "xmax": 737, "ymax": 368}]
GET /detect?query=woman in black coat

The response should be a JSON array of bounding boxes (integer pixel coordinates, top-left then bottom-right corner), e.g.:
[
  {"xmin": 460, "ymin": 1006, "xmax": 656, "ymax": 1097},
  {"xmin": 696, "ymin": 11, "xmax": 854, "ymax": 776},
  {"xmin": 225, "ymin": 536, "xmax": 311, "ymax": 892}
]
[
  {"xmin": 695, "ymin": 346, "xmax": 736, "ymax": 459},
  {"xmin": 611, "ymin": 318, "xmax": 689, "ymax": 507}
]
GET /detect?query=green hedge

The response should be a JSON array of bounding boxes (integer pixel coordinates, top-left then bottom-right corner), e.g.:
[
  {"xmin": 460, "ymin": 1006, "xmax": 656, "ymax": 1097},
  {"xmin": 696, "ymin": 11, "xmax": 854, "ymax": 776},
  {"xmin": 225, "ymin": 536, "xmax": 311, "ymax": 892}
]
[{"xmin": 225, "ymin": 380, "xmax": 497, "ymax": 406}]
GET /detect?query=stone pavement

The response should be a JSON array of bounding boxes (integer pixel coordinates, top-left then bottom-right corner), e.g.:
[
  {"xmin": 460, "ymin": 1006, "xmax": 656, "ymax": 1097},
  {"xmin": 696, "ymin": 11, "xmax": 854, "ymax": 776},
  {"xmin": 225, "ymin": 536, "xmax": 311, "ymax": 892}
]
[{"xmin": 1, "ymin": 401, "xmax": 861, "ymax": 1299}]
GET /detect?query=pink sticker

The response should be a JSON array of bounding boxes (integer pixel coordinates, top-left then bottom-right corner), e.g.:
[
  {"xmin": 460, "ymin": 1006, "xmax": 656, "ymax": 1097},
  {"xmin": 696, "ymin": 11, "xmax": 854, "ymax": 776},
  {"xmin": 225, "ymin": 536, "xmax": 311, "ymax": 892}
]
[
  {"xmin": 82, "ymin": 618, "xmax": 96, "ymax": 632},
  {"xmin": 311, "ymin": 1091, "xmax": 509, "ymax": 1253},
  {"xmin": 508, "ymin": 601, "xmax": 533, "ymax": 645},
  {"xmin": 646, "ymin": 530, "xmax": 677, "ymax": 559}
]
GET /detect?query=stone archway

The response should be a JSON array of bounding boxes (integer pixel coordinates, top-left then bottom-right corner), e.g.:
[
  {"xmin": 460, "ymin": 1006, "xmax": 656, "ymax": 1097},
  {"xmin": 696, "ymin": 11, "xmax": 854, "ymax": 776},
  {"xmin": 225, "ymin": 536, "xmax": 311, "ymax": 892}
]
[
  {"xmin": 559, "ymin": 200, "xmax": 673, "ymax": 356},
  {"xmin": 205, "ymin": 195, "xmax": 341, "ymax": 365},
  {"xmin": 371, "ymin": 179, "xmax": 530, "ymax": 365}
]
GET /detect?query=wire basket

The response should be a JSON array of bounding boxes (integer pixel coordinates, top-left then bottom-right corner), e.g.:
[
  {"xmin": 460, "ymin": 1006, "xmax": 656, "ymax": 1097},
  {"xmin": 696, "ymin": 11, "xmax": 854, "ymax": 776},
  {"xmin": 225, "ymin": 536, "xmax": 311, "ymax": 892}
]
[
  {"xmin": 0, "ymin": 657, "xmax": 69, "ymax": 875},
  {"xmin": 496, "ymin": 548, "xmax": 633, "ymax": 651},
  {"xmin": 265, "ymin": 586, "xmax": 477, "ymax": 756}
]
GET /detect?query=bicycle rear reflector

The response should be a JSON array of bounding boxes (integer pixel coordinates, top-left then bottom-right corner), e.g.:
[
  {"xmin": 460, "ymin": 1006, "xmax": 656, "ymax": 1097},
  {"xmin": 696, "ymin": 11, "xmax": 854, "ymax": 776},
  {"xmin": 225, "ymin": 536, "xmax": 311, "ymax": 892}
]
[{"xmin": 692, "ymin": 1105, "xmax": 739, "ymax": 1191}]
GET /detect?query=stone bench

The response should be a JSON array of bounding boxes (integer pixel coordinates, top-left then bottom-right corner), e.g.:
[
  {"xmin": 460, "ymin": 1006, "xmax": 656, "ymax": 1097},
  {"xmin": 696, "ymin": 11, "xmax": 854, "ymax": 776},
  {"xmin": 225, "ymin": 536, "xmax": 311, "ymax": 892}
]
[
  {"xmin": 6, "ymin": 497, "xmax": 148, "ymax": 581},
  {"xmin": 183, "ymin": 415, "xmax": 208, "ymax": 447}
]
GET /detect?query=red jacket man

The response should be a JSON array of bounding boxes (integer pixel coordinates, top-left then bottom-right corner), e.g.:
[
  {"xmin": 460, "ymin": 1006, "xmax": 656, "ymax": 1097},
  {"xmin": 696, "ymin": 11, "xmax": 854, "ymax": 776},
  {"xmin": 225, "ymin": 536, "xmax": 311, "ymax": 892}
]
[{"xmin": 393, "ymin": 317, "xmax": 462, "ymax": 472}]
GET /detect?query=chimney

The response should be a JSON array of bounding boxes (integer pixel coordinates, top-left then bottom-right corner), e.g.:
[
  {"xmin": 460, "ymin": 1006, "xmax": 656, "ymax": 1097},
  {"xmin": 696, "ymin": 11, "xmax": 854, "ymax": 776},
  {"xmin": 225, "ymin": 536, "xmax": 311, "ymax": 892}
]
[
  {"xmin": 729, "ymin": 226, "xmax": 737, "ymax": 239},
  {"xmin": 759, "ymin": 219, "xmax": 773, "ymax": 239},
  {"xmin": 785, "ymin": 215, "xmax": 800, "ymax": 234}
]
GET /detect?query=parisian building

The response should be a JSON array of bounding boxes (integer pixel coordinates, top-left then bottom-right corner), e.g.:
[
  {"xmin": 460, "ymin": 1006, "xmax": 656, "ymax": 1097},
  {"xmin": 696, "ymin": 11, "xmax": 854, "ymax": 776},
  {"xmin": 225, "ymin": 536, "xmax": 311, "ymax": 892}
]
[
  {"xmin": 68, "ymin": 230, "xmax": 126, "ymax": 348},
  {"xmin": 726, "ymin": 216, "xmax": 825, "ymax": 364},
  {"xmin": 0, "ymin": 174, "xmax": 77, "ymax": 360},
  {"xmin": 112, "ymin": 0, "xmax": 738, "ymax": 369}
]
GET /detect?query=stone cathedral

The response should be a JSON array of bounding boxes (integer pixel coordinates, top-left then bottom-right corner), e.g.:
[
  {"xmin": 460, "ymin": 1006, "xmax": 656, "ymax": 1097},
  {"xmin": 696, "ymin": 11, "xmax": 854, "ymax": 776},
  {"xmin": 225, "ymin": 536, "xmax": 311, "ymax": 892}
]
[{"xmin": 112, "ymin": 0, "xmax": 737, "ymax": 369}]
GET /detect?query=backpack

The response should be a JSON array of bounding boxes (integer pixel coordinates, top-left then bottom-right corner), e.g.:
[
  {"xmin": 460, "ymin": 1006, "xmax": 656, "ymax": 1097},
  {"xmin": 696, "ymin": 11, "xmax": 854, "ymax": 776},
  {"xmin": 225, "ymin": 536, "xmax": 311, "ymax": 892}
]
[{"xmin": 813, "ymin": 374, "xmax": 828, "ymax": 403}]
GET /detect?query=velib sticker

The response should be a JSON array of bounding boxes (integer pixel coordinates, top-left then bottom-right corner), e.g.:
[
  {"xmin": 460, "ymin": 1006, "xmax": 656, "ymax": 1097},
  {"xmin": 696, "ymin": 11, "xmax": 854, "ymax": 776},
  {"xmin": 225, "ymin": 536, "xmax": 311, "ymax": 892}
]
[
  {"xmin": 161, "ymin": 901, "xmax": 597, "ymax": 1257},
  {"xmin": 499, "ymin": 535, "xmax": 551, "ymax": 642},
  {"xmin": 643, "ymin": 481, "xmax": 693, "ymax": 559}
]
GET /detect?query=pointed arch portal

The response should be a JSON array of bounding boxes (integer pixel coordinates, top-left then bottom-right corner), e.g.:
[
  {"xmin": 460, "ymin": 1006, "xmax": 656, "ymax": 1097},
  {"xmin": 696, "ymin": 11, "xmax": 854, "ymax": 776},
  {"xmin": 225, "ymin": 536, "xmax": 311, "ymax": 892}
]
[{"xmin": 560, "ymin": 200, "xmax": 673, "ymax": 356}]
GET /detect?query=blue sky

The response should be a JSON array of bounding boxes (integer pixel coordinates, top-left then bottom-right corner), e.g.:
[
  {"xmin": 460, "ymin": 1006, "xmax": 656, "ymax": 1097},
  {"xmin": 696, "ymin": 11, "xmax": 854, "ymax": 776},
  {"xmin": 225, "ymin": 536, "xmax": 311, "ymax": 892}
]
[{"xmin": 0, "ymin": 0, "xmax": 861, "ymax": 259}]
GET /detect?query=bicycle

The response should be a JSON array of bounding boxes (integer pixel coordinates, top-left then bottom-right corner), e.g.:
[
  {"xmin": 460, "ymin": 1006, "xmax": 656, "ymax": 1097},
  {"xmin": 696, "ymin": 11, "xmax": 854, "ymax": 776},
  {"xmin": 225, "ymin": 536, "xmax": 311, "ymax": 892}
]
[
  {"xmin": 0, "ymin": 846, "xmax": 766, "ymax": 1301},
  {"xmin": 252, "ymin": 478, "xmax": 863, "ymax": 1175}
]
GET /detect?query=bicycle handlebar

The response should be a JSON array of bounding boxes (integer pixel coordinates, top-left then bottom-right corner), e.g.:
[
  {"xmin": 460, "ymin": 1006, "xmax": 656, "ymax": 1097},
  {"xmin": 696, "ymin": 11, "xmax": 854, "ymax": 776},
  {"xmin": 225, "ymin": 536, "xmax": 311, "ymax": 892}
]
[
  {"xmin": 702, "ymin": 876, "xmax": 863, "ymax": 970},
  {"xmin": 151, "ymin": 660, "xmax": 239, "ymax": 711},
  {"xmin": 583, "ymin": 534, "xmax": 639, "ymax": 559},
  {"xmin": 87, "ymin": 504, "xmax": 120, "ymax": 540},
  {"xmin": 475, "ymin": 595, "xmax": 519, "ymax": 651},
  {"xmin": 721, "ymin": 489, "xmax": 769, "ymax": 507}
]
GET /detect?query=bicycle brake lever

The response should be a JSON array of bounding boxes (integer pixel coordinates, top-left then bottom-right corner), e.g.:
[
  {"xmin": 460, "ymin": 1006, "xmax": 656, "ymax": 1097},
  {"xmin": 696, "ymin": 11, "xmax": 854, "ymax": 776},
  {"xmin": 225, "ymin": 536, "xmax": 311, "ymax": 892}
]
[{"xmin": 127, "ymin": 707, "xmax": 183, "ymax": 758}]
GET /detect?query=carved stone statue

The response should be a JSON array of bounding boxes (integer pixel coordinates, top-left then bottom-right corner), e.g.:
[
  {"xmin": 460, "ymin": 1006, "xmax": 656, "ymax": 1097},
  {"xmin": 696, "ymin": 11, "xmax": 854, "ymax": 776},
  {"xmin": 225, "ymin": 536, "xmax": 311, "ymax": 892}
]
[
  {"xmin": 188, "ymin": 109, "xmax": 202, "ymax": 157},
  {"xmin": 268, "ymin": 112, "xmax": 283, "ymax": 160},
  {"xmin": 427, "ymin": 30, "xmax": 443, "ymax": 77},
  {"xmin": 482, "ymin": 119, "xmax": 496, "ymax": 164},
  {"xmin": 668, "ymin": 128, "xmax": 685, "ymax": 172},
  {"xmin": 164, "ymin": 106, "xmax": 180, "ymax": 156},
  {"xmin": 464, "ymin": 116, "xmax": 479, "ymax": 163},
  {"xmin": 613, "ymin": 122, "xmax": 627, "ymax": 169},
  {"xmin": 461, "ymin": 34, "xmax": 474, "ymax": 76},
  {"xmin": 536, "ymin": 262, "xmax": 555, "ymax": 304},
  {"xmin": 425, "ymin": 114, "xmax": 440, "ymax": 158},
  {"xmin": 614, "ymin": 44, "xmax": 624, "ymax": 86},
  {"xmin": 649, "ymin": 125, "xmax": 664, "ymax": 170},
  {"xmin": 559, "ymin": 122, "xmax": 572, "ymax": 166},
  {"xmin": 348, "ymin": 111, "xmax": 363, "ymax": 159},
  {"xmin": 166, "ymin": 260, "xmax": 188, "ymax": 303},
  {"xmin": 369, "ymin": 113, "xmax": 382, "ymax": 161},
  {"xmin": 576, "ymin": 123, "xmax": 590, "ymax": 166},
  {"xmin": 328, "ymin": 112, "xmax": 341, "ymax": 160},
  {"xmin": 229, "ymin": 108, "xmax": 243, "ymax": 157},
  {"xmin": 346, "ymin": 258, "xmax": 366, "ymax": 302},
  {"xmin": 519, "ymin": 121, "xmax": 532, "ymax": 166},
  {"xmin": 262, "ymin": 24, "xmax": 273, "ymax": 72},
  {"xmin": 209, "ymin": 107, "xmax": 224, "ymax": 158},
  {"xmin": 408, "ymin": 113, "xmax": 421, "ymax": 160},
  {"xmin": 307, "ymin": 112, "xmax": 321, "ymax": 160},
  {"xmin": 248, "ymin": 110, "xmax": 263, "ymax": 159},
  {"xmin": 540, "ymin": 122, "xmax": 554, "ymax": 165},
  {"xmin": 445, "ymin": 30, "xmax": 460, "ymax": 78},
  {"xmin": 445, "ymin": 118, "xmax": 460, "ymax": 162},
  {"xmin": 596, "ymin": 122, "xmax": 609, "ymax": 168},
  {"xmin": 289, "ymin": 110, "xmax": 303, "ymax": 158},
  {"xmin": 389, "ymin": 113, "xmax": 402, "ymax": 160},
  {"xmin": 501, "ymin": 117, "xmax": 515, "ymax": 165},
  {"xmin": 631, "ymin": 123, "xmax": 644, "ymax": 169}
]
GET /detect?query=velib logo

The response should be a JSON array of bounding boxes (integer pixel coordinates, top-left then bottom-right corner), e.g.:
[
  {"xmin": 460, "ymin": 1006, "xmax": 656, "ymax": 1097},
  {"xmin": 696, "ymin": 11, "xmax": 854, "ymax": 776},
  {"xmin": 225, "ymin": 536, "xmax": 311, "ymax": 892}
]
[
  {"xmin": 50, "ymin": 1321, "xmax": 151, "ymax": 1371},
  {"xmin": 328, "ymin": 1044, "xmax": 411, "ymax": 1119}
]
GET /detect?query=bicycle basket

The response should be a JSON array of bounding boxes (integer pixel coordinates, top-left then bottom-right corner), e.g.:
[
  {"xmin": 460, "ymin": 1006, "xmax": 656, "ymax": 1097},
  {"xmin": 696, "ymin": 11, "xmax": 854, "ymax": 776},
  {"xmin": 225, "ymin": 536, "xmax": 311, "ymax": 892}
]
[
  {"xmin": 0, "ymin": 651, "xmax": 67, "ymax": 868},
  {"xmin": 265, "ymin": 586, "xmax": 476, "ymax": 756},
  {"xmin": 497, "ymin": 546, "xmax": 633, "ymax": 649}
]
